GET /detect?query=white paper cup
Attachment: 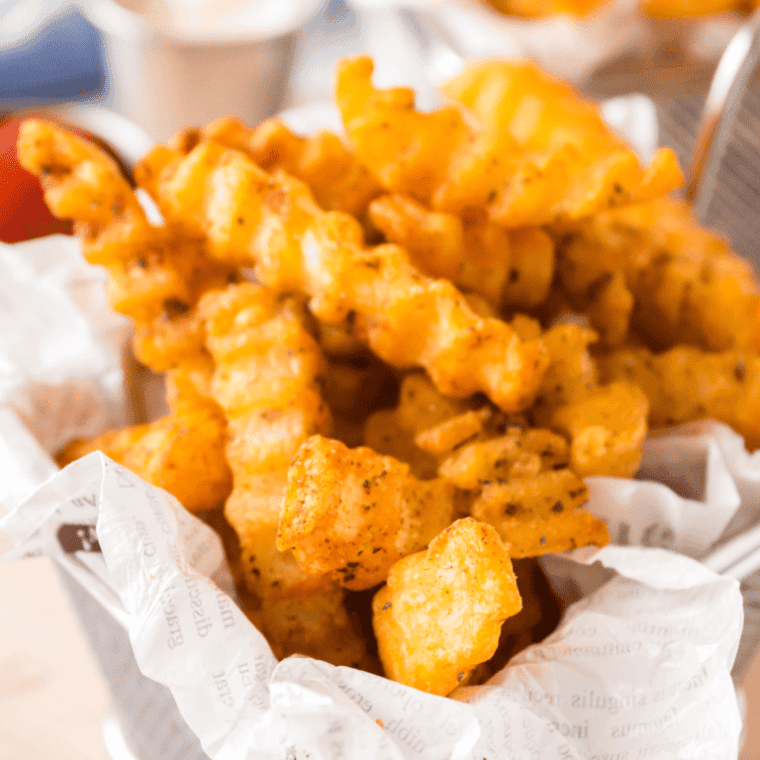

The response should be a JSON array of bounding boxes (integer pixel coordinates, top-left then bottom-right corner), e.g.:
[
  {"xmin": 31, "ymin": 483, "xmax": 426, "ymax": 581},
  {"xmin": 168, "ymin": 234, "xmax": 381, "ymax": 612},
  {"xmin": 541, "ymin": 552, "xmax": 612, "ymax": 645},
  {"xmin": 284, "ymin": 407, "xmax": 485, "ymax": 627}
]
[{"xmin": 76, "ymin": 0, "xmax": 323, "ymax": 142}]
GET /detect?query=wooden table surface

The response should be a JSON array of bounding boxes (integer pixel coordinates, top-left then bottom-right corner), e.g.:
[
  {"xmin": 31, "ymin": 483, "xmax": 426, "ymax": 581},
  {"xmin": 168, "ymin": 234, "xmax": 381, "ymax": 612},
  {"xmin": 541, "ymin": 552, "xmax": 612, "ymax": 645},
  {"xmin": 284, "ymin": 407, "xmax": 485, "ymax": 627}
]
[{"xmin": 1, "ymin": 555, "xmax": 759, "ymax": 759}]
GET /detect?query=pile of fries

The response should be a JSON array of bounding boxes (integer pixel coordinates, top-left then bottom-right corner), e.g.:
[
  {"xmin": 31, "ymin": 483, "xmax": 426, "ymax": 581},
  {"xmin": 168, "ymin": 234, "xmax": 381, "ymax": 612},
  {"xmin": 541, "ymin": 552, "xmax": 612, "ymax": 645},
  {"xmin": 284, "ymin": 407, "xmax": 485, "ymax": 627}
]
[
  {"xmin": 484, "ymin": 0, "xmax": 760, "ymax": 18},
  {"xmin": 20, "ymin": 56, "xmax": 760, "ymax": 697}
]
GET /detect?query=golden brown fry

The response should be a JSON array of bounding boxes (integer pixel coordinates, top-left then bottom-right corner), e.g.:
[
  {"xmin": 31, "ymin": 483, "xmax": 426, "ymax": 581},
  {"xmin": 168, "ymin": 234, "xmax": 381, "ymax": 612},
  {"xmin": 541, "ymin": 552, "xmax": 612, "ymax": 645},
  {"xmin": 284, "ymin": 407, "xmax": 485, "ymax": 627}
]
[
  {"xmin": 364, "ymin": 373, "xmax": 476, "ymax": 478},
  {"xmin": 372, "ymin": 517, "xmax": 522, "ymax": 696},
  {"xmin": 368, "ymin": 195, "xmax": 511, "ymax": 306},
  {"xmin": 198, "ymin": 282, "xmax": 333, "ymax": 599},
  {"xmin": 278, "ymin": 435, "xmax": 456, "ymax": 590},
  {"xmin": 471, "ymin": 470, "xmax": 609, "ymax": 557},
  {"xmin": 545, "ymin": 381, "xmax": 649, "ymax": 478},
  {"xmin": 258, "ymin": 589, "xmax": 374, "ymax": 669},
  {"xmin": 202, "ymin": 116, "xmax": 384, "ymax": 217},
  {"xmin": 414, "ymin": 409, "xmax": 494, "ymax": 459},
  {"xmin": 527, "ymin": 324, "xmax": 647, "ymax": 478},
  {"xmin": 17, "ymin": 118, "xmax": 234, "ymax": 372},
  {"xmin": 532, "ymin": 323, "xmax": 600, "ymax": 414},
  {"xmin": 484, "ymin": 0, "xmax": 607, "ymax": 17},
  {"xmin": 556, "ymin": 197, "xmax": 760, "ymax": 351},
  {"xmin": 642, "ymin": 0, "xmax": 759, "ymax": 17},
  {"xmin": 436, "ymin": 427, "xmax": 570, "ymax": 490},
  {"xmin": 57, "ymin": 380, "xmax": 232, "ymax": 515},
  {"xmin": 599, "ymin": 346, "xmax": 760, "ymax": 450},
  {"xmin": 337, "ymin": 57, "xmax": 681, "ymax": 227},
  {"xmin": 198, "ymin": 284, "xmax": 377, "ymax": 674},
  {"xmin": 136, "ymin": 138, "xmax": 548, "ymax": 411},
  {"xmin": 369, "ymin": 194, "xmax": 555, "ymax": 312},
  {"xmin": 441, "ymin": 60, "xmax": 682, "ymax": 222}
]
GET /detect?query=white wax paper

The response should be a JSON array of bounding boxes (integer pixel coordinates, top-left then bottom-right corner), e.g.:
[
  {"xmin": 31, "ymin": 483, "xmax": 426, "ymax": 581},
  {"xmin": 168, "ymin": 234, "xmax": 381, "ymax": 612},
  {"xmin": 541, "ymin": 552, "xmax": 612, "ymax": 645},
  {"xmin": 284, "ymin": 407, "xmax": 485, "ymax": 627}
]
[
  {"xmin": 0, "ymin": 235, "xmax": 130, "ymax": 455},
  {"xmin": 0, "ymin": 452, "xmax": 745, "ymax": 759}
]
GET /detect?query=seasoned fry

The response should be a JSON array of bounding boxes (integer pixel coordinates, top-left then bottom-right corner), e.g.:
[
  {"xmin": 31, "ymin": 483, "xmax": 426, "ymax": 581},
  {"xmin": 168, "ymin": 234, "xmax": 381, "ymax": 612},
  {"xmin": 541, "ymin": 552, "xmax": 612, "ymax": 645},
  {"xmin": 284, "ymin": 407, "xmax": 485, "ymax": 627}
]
[
  {"xmin": 337, "ymin": 57, "xmax": 681, "ymax": 227},
  {"xmin": 369, "ymin": 194, "xmax": 555, "ymax": 311},
  {"xmin": 414, "ymin": 409, "xmax": 495, "ymax": 459},
  {"xmin": 554, "ymin": 229, "xmax": 634, "ymax": 347},
  {"xmin": 372, "ymin": 518, "xmax": 522, "ymax": 696},
  {"xmin": 544, "ymin": 381, "xmax": 649, "ymax": 478},
  {"xmin": 436, "ymin": 427, "xmax": 570, "ymax": 490},
  {"xmin": 257, "ymin": 589, "xmax": 375, "ymax": 669},
  {"xmin": 198, "ymin": 282, "xmax": 332, "ymax": 598},
  {"xmin": 201, "ymin": 116, "xmax": 384, "ymax": 217},
  {"xmin": 137, "ymin": 139, "xmax": 548, "ymax": 410},
  {"xmin": 278, "ymin": 435, "xmax": 456, "ymax": 590},
  {"xmin": 471, "ymin": 470, "xmax": 609, "ymax": 556},
  {"xmin": 364, "ymin": 373, "xmax": 476, "ymax": 478},
  {"xmin": 17, "ymin": 119, "xmax": 234, "ymax": 371},
  {"xmin": 533, "ymin": 323, "xmax": 600, "ymax": 412},
  {"xmin": 368, "ymin": 194, "xmax": 511, "ymax": 306},
  {"xmin": 599, "ymin": 346, "xmax": 760, "ymax": 450},
  {"xmin": 556, "ymin": 197, "xmax": 760, "ymax": 351},
  {"xmin": 57, "ymin": 374, "xmax": 232, "ymax": 514}
]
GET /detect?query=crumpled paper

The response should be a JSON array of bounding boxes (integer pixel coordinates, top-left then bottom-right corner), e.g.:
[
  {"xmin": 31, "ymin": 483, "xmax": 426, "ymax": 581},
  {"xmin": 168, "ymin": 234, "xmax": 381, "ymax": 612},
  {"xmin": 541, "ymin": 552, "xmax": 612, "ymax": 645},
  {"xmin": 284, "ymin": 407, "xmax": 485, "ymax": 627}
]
[
  {"xmin": 0, "ymin": 235, "xmax": 130, "ymax": 457},
  {"xmin": 0, "ymin": 452, "xmax": 745, "ymax": 760},
  {"xmin": 586, "ymin": 420, "xmax": 760, "ymax": 559}
]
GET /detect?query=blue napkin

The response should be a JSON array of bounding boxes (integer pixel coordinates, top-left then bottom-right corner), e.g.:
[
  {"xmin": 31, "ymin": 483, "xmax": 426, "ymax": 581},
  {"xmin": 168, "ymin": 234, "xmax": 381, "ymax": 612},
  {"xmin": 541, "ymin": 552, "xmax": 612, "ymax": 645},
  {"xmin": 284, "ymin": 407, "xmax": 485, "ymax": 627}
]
[{"xmin": 0, "ymin": 6, "xmax": 104, "ymax": 103}]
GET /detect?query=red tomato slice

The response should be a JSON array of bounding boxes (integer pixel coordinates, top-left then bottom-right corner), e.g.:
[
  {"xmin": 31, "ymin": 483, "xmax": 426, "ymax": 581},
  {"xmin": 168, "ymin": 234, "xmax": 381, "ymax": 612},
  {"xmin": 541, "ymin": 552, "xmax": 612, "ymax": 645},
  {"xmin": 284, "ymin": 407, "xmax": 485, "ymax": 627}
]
[{"xmin": 0, "ymin": 115, "xmax": 73, "ymax": 243}]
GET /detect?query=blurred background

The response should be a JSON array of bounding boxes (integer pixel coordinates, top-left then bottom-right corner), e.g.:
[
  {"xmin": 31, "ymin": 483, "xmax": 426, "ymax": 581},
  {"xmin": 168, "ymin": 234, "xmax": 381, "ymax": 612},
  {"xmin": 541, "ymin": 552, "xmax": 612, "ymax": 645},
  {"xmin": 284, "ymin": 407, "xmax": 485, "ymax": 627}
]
[{"xmin": 0, "ymin": 0, "xmax": 746, "ymax": 152}]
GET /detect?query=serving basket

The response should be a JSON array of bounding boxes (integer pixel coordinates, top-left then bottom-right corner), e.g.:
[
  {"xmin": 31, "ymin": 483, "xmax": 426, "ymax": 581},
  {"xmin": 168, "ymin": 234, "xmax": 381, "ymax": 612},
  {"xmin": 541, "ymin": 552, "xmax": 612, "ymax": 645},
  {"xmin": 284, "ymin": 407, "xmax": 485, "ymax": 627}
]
[{"xmin": 6, "ymin": 15, "xmax": 760, "ymax": 754}]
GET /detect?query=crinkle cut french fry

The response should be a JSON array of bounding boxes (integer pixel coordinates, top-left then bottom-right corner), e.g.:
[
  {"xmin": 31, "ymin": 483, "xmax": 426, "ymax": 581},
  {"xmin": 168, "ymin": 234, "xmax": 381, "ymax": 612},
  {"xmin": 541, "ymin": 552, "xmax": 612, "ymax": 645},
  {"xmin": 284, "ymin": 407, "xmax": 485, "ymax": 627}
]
[
  {"xmin": 278, "ymin": 435, "xmax": 456, "ymax": 590},
  {"xmin": 198, "ymin": 282, "xmax": 333, "ymax": 599},
  {"xmin": 440, "ymin": 59, "xmax": 682, "ymax": 219},
  {"xmin": 337, "ymin": 57, "xmax": 681, "ymax": 227},
  {"xmin": 368, "ymin": 194, "xmax": 511, "ymax": 307},
  {"xmin": 257, "ymin": 588, "xmax": 377, "ymax": 670},
  {"xmin": 372, "ymin": 517, "xmax": 522, "ymax": 696},
  {"xmin": 435, "ymin": 426, "xmax": 570, "ymax": 490},
  {"xmin": 545, "ymin": 381, "xmax": 649, "ymax": 478},
  {"xmin": 202, "ymin": 116, "xmax": 384, "ymax": 217},
  {"xmin": 599, "ymin": 345, "xmax": 760, "ymax": 450},
  {"xmin": 369, "ymin": 194, "xmax": 555, "ymax": 312},
  {"xmin": 531, "ymin": 323, "xmax": 600, "ymax": 414},
  {"xmin": 525, "ymin": 323, "xmax": 648, "ymax": 478},
  {"xmin": 198, "ymin": 283, "xmax": 374, "ymax": 663},
  {"xmin": 556, "ymin": 197, "xmax": 760, "ymax": 352},
  {"xmin": 470, "ymin": 470, "xmax": 609, "ymax": 557},
  {"xmin": 136, "ymin": 131, "xmax": 549, "ymax": 412},
  {"xmin": 17, "ymin": 118, "xmax": 235, "ymax": 372},
  {"xmin": 413, "ymin": 409, "xmax": 493, "ymax": 459},
  {"xmin": 364, "ymin": 373, "xmax": 475, "ymax": 478},
  {"xmin": 56, "ymin": 378, "xmax": 232, "ymax": 515}
]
